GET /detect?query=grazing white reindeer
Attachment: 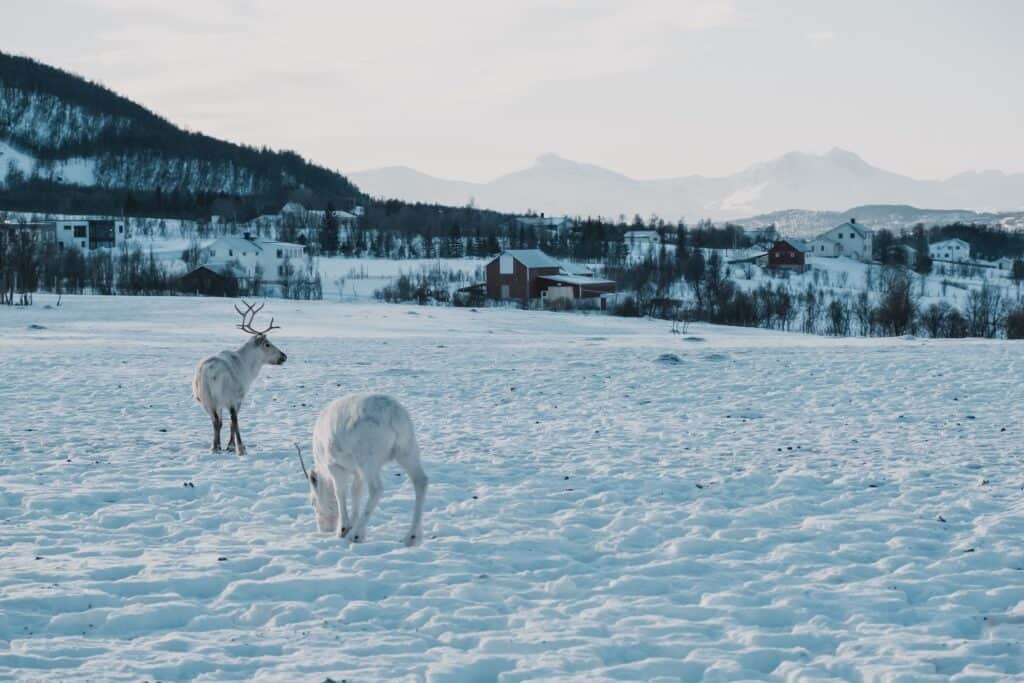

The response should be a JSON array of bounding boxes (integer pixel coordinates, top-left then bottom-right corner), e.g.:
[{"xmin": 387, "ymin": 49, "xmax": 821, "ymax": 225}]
[
  {"xmin": 192, "ymin": 301, "xmax": 287, "ymax": 455},
  {"xmin": 296, "ymin": 393, "xmax": 428, "ymax": 546}
]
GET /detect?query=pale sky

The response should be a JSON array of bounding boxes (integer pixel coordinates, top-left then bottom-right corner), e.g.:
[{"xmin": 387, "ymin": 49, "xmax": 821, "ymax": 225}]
[{"xmin": 3, "ymin": 0, "xmax": 1023, "ymax": 181}]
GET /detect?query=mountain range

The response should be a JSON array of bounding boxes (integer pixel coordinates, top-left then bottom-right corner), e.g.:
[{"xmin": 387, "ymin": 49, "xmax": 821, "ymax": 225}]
[
  {"xmin": 3, "ymin": 50, "xmax": 1023, "ymax": 233},
  {"xmin": 351, "ymin": 149, "xmax": 1024, "ymax": 224}
]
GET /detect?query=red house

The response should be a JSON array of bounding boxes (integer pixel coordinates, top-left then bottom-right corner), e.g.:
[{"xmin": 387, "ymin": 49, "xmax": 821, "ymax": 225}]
[
  {"xmin": 485, "ymin": 249, "xmax": 616, "ymax": 304},
  {"xmin": 767, "ymin": 240, "xmax": 807, "ymax": 270}
]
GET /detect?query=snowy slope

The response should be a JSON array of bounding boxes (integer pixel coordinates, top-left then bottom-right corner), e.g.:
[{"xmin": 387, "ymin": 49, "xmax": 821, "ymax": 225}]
[
  {"xmin": 2, "ymin": 297, "xmax": 1023, "ymax": 681},
  {"xmin": 0, "ymin": 52, "xmax": 361, "ymax": 202}
]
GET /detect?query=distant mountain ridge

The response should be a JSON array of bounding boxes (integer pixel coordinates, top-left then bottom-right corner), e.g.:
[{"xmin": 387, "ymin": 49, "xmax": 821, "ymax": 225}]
[
  {"xmin": 0, "ymin": 51, "xmax": 361, "ymax": 216},
  {"xmin": 351, "ymin": 149, "xmax": 1024, "ymax": 222},
  {"xmin": 730, "ymin": 205, "xmax": 1024, "ymax": 238}
]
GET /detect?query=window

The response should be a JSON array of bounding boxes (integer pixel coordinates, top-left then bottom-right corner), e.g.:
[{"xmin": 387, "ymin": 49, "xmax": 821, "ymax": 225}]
[
  {"xmin": 64, "ymin": 225, "xmax": 71, "ymax": 231},
  {"xmin": 277, "ymin": 249, "xmax": 283, "ymax": 258},
  {"xmin": 229, "ymin": 249, "xmax": 234, "ymax": 257},
  {"xmin": 118, "ymin": 225, "xmax": 123, "ymax": 233},
  {"xmin": 500, "ymin": 254, "xmax": 514, "ymax": 274},
  {"xmin": 73, "ymin": 225, "xmax": 86, "ymax": 238},
  {"xmin": 501, "ymin": 284, "xmax": 510, "ymax": 298}
]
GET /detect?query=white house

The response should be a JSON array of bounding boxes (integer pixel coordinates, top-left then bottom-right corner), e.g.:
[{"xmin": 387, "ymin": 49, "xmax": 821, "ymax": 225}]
[
  {"xmin": 809, "ymin": 219, "xmax": 873, "ymax": 262},
  {"xmin": 623, "ymin": 230, "xmax": 660, "ymax": 245},
  {"xmin": 929, "ymin": 238, "xmax": 970, "ymax": 263},
  {"xmin": 52, "ymin": 218, "xmax": 127, "ymax": 253},
  {"xmin": 203, "ymin": 233, "xmax": 306, "ymax": 282},
  {"xmin": 281, "ymin": 202, "xmax": 358, "ymax": 227},
  {"xmin": 515, "ymin": 215, "xmax": 576, "ymax": 234}
]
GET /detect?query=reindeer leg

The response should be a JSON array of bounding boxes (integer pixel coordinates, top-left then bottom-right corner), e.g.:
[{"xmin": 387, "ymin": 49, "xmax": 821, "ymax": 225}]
[
  {"xmin": 230, "ymin": 407, "xmax": 246, "ymax": 456},
  {"xmin": 349, "ymin": 470, "xmax": 363, "ymax": 531},
  {"xmin": 395, "ymin": 446, "xmax": 428, "ymax": 547},
  {"xmin": 328, "ymin": 464, "xmax": 351, "ymax": 538},
  {"xmin": 211, "ymin": 410, "xmax": 223, "ymax": 452},
  {"xmin": 225, "ymin": 411, "xmax": 236, "ymax": 451},
  {"xmin": 349, "ymin": 468, "xmax": 382, "ymax": 543},
  {"xmin": 401, "ymin": 459, "xmax": 428, "ymax": 547}
]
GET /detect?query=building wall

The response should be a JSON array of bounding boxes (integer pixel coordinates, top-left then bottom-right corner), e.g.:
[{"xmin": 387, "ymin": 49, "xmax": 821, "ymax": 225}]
[
  {"xmin": 537, "ymin": 276, "xmax": 616, "ymax": 299},
  {"xmin": 929, "ymin": 241, "xmax": 969, "ymax": 261},
  {"xmin": 768, "ymin": 242, "xmax": 805, "ymax": 268},
  {"xmin": 542, "ymin": 285, "xmax": 574, "ymax": 301},
  {"xmin": 260, "ymin": 244, "xmax": 304, "ymax": 278},
  {"xmin": 206, "ymin": 239, "xmax": 304, "ymax": 281},
  {"xmin": 54, "ymin": 219, "xmax": 126, "ymax": 253},
  {"xmin": 811, "ymin": 226, "xmax": 872, "ymax": 262}
]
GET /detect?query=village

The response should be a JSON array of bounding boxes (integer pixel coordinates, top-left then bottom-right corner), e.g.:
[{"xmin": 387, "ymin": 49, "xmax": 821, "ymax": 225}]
[{"xmin": 3, "ymin": 201, "xmax": 1019, "ymax": 309}]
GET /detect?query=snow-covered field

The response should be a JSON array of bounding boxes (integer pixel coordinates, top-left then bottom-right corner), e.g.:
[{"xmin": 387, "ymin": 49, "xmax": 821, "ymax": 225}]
[{"xmin": 2, "ymin": 296, "xmax": 1023, "ymax": 682}]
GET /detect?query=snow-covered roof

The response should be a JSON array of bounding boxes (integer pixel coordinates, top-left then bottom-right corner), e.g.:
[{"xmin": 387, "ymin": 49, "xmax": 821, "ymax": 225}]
[
  {"xmin": 779, "ymin": 238, "xmax": 810, "ymax": 252},
  {"xmin": 503, "ymin": 249, "xmax": 563, "ymax": 269},
  {"xmin": 262, "ymin": 240, "xmax": 306, "ymax": 249},
  {"xmin": 207, "ymin": 236, "xmax": 263, "ymax": 253},
  {"xmin": 539, "ymin": 274, "xmax": 615, "ymax": 286},
  {"xmin": 516, "ymin": 216, "xmax": 573, "ymax": 227},
  {"xmin": 201, "ymin": 260, "xmax": 245, "ymax": 275},
  {"xmin": 280, "ymin": 201, "xmax": 306, "ymax": 214},
  {"xmin": 560, "ymin": 262, "xmax": 595, "ymax": 276},
  {"xmin": 816, "ymin": 221, "xmax": 871, "ymax": 241},
  {"xmin": 624, "ymin": 230, "xmax": 659, "ymax": 239}
]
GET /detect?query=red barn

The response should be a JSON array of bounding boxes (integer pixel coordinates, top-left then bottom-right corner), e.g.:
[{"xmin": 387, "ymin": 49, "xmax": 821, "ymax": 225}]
[
  {"xmin": 485, "ymin": 249, "xmax": 562, "ymax": 300},
  {"xmin": 767, "ymin": 240, "xmax": 807, "ymax": 270},
  {"xmin": 485, "ymin": 249, "xmax": 616, "ymax": 304}
]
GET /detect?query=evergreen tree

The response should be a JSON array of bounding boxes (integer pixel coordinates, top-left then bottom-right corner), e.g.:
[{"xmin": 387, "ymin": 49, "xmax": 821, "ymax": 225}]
[{"xmin": 319, "ymin": 202, "xmax": 341, "ymax": 255}]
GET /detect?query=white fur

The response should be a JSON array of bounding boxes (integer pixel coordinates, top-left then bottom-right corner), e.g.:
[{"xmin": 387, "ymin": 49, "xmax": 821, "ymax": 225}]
[
  {"xmin": 307, "ymin": 393, "xmax": 428, "ymax": 546},
  {"xmin": 193, "ymin": 334, "xmax": 286, "ymax": 454}
]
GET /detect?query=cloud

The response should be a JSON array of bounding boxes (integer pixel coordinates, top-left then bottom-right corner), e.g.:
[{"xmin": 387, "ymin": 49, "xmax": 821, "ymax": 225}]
[{"xmin": 805, "ymin": 31, "xmax": 836, "ymax": 47}]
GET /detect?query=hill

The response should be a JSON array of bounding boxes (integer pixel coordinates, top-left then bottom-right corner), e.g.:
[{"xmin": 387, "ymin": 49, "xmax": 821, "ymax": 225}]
[{"xmin": 0, "ymin": 51, "xmax": 362, "ymax": 218}]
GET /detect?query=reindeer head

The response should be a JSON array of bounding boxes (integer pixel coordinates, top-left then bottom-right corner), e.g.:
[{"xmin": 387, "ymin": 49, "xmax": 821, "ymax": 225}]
[
  {"xmin": 296, "ymin": 445, "xmax": 336, "ymax": 532},
  {"xmin": 235, "ymin": 300, "xmax": 287, "ymax": 365}
]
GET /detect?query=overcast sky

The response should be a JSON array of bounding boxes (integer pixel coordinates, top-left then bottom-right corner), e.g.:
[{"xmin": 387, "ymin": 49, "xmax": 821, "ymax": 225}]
[{"xmin": 3, "ymin": 0, "xmax": 1022, "ymax": 181}]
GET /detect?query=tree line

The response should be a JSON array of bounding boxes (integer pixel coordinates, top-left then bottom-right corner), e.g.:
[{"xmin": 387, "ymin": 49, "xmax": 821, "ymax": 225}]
[{"xmin": 606, "ymin": 246, "xmax": 1024, "ymax": 339}]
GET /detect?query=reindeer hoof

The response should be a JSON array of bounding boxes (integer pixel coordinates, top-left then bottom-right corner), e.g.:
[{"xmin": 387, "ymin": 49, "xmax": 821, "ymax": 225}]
[
  {"xmin": 403, "ymin": 532, "xmax": 420, "ymax": 547},
  {"xmin": 338, "ymin": 526, "xmax": 351, "ymax": 538},
  {"xmin": 350, "ymin": 531, "xmax": 365, "ymax": 543}
]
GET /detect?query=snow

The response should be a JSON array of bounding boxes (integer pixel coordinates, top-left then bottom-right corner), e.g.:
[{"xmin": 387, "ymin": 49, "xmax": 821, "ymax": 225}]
[
  {"xmin": 0, "ymin": 140, "xmax": 36, "ymax": 184},
  {"xmin": 2, "ymin": 295, "xmax": 1024, "ymax": 681},
  {"xmin": 52, "ymin": 157, "xmax": 97, "ymax": 186},
  {"xmin": 0, "ymin": 141, "xmax": 96, "ymax": 187},
  {"xmin": 318, "ymin": 257, "xmax": 486, "ymax": 300},
  {"xmin": 725, "ymin": 254, "xmax": 1019, "ymax": 312}
]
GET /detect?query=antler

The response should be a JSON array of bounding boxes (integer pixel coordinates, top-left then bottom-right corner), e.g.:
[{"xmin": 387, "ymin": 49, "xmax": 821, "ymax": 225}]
[
  {"xmin": 295, "ymin": 443, "xmax": 310, "ymax": 481},
  {"xmin": 234, "ymin": 299, "xmax": 281, "ymax": 336}
]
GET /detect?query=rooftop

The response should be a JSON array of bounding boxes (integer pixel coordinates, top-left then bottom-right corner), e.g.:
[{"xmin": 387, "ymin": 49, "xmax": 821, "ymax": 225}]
[
  {"xmin": 502, "ymin": 249, "xmax": 563, "ymax": 269},
  {"xmin": 539, "ymin": 274, "xmax": 616, "ymax": 286}
]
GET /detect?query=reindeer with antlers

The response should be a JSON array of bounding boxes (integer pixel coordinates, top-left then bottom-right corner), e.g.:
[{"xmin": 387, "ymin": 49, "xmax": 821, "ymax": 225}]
[{"xmin": 192, "ymin": 301, "xmax": 287, "ymax": 455}]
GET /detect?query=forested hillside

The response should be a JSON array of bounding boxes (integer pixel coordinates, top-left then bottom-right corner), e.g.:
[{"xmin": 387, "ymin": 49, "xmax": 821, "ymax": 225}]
[{"xmin": 0, "ymin": 52, "xmax": 361, "ymax": 218}]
